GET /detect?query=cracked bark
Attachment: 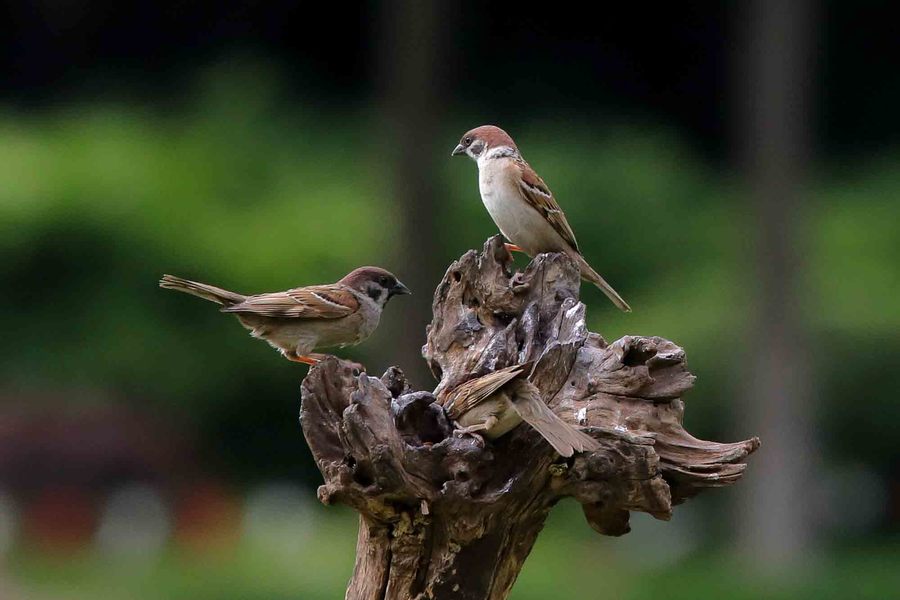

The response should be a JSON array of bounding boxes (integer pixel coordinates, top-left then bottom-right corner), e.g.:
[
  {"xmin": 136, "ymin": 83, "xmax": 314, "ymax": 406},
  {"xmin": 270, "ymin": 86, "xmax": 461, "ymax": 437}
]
[{"xmin": 300, "ymin": 236, "xmax": 759, "ymax": 600}]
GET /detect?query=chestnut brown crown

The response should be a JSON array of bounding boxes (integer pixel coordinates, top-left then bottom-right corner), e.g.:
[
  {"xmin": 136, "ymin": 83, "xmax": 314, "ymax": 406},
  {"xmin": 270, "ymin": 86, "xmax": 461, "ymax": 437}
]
[
  {"xmin": 341, "ymin": 267, "xmax": 410, "ymax": 305},
  {"xmin": 452, "ymin": 125, "xmax": 518, "ymax": 159}
]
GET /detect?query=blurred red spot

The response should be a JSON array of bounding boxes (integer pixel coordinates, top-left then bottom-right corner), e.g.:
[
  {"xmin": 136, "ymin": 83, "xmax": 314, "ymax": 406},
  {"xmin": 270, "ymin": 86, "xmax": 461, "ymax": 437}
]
[
  {"xmin": 173, "ymin": 482, "xmax": 241, "ymax": 554},
  {"xmin": 22, "ymin": 486, "xmax": 96, "ymax": 555}
]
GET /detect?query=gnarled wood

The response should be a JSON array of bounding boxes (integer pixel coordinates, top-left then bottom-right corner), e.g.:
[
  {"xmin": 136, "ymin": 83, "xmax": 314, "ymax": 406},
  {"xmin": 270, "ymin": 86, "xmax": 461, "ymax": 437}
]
[{"xmin": 300, "ymin": 236, "xmax": 759, "ymax": 600}]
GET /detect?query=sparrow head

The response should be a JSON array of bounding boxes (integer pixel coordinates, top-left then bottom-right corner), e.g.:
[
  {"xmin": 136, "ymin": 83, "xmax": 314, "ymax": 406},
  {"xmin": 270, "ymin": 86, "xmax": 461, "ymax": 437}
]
[
  {"xmin": 341, "ymin": 266, "xmax": 410, "ymax": 307},
  {"xmin": 451, "ymin": 125, "xmax": 518, "ymax": 161}
]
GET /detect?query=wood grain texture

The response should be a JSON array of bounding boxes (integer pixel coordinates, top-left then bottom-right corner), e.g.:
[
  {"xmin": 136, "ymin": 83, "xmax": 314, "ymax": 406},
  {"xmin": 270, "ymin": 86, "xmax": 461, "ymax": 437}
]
[{"xmin": 299, "ymin": 235, "xmax": 759, "ymax": 600}]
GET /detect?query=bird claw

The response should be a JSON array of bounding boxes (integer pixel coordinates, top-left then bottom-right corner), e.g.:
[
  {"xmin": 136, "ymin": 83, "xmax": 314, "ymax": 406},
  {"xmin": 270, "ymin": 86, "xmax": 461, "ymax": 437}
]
[
  {"xmin": 348, "ymin": 361, "xmax": 366, "ymax": 376},
  {"xmin": 510, "ymin": 273, "xmax": 530, "ymax": 293},
  {"xmin": 454, "ymin": 428, "xmax": 486, "ymax": 448},
  {"xmin": 286, "ymin": 352, "xmax": 365, "ymax": 374}
]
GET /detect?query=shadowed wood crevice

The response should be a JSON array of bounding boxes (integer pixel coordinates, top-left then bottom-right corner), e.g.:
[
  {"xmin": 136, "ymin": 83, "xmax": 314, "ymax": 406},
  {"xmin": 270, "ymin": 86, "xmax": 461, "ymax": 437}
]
[{"xmin": 300, "ymin": 235, "xmax": 759, "ymax": 600}]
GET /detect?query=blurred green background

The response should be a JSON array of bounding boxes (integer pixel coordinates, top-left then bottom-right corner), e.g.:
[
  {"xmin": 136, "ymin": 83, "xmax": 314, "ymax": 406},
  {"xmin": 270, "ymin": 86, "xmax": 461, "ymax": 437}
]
[{"xmin": 1, "ymin": 1, "xmax": 898, "ymax": 598}]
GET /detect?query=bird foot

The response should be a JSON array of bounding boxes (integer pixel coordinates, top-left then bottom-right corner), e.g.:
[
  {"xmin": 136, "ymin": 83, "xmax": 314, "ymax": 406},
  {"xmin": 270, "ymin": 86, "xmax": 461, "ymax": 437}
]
[
  {"xmin": 287, "ymin": 353, "xmax": 366, "ymax": 374},
  {"xmin": 503, "ymin": 243, "xmax": 525, "ymax": 262},
  {"xmin": 454, "ymin": 427, "xmax": 486, "ymax": 448},
  {"xmin": 345, "ymin": 360, "xmax": 367, "ymax": 375},
  {"xmin": 286, "ymin": 353, "xmax": 321, "ymax": 366},
  {"xmin": 510, "ymin": 272, "xmax": 530, "ymax": 293}
]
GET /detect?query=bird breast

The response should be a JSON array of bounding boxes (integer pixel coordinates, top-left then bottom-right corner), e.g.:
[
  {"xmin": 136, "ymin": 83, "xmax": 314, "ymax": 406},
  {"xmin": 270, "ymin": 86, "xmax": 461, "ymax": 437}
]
[
  {"xmin": 477, "ymin": 158, "xmax": 568, "ymax": 255},
  {"xmin": 313, "ymin": 298, "xmax": 380, "ymax": 349}
]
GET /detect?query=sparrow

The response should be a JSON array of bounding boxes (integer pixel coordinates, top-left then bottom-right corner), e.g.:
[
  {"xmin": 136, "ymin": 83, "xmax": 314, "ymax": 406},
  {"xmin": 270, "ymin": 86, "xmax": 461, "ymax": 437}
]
[
  {"xmin": 452, "ymin": 125, "xmax": 631, "ymax": 312},
  {"xmin": 441, "ymin": 363, "xmax": 599, "ymax": 457},
  {"xmin": 159, "ymin": 267, "xmax": 410, "ymax": 365}
]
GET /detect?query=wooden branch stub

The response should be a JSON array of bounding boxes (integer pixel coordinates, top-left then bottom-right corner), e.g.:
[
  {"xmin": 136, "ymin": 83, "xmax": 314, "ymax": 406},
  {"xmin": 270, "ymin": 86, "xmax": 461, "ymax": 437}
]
[{"xmin": 299, "ymin": 236, "xmax": 759, "ymax": 600}]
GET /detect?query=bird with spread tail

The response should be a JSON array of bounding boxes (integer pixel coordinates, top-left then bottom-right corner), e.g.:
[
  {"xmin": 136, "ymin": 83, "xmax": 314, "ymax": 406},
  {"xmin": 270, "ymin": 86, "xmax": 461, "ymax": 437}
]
[
  {"xmin": 441, "ymin": 363, "xmax": 599, "ymax": 457},
  {"xmin": 452, "ymin": 125, "xmax": 631, "ymax": 312},
  {"xmin": 159, "ymin": 267, "xmax": 409, "ymax": 365}
]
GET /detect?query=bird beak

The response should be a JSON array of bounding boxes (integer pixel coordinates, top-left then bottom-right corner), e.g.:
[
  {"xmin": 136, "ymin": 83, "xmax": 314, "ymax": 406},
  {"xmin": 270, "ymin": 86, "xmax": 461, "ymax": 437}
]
[
  {"xmin": 391, "ymin": 281, "xmax": 411, "ymax": 296},
  {"xmin": 451, "ymin": 144, "xmax": 465, "ymax": 157}
]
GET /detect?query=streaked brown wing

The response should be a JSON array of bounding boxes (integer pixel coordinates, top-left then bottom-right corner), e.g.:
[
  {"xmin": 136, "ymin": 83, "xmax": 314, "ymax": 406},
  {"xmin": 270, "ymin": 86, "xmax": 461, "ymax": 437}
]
[
  {"xmin": 222, "ymin": 283, "xmax": 359, "ymax": 319},
  {"xmin": 516, "ymin": 158, "xmax": 580, "ymax": 253},
  {"xmin": 444, "ymin": 364, "xmax": 529, "ymax": 420}
]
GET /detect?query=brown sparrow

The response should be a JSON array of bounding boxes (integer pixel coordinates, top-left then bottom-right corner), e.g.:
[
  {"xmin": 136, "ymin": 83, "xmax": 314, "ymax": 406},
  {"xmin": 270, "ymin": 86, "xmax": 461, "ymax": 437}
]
[
  {"xmin": 160, "ymin": 267, "xmax": 410, "ymax": 365},
  {"xmin": 441, "ymin": 364, "xmax": 599, "ymax": 457},
  {"xmin": 452, "ymin": 125, "xmax": 631, "ymax": 312}
]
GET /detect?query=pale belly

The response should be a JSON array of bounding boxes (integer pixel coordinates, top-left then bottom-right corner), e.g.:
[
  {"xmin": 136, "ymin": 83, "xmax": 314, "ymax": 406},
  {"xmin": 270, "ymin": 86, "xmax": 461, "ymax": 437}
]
[
  {"xmin": 240, "ymin": 310, "xmax": 375, "ymax": 356},
  {"xmin": 455, "ymin": 392, "xmax": 523, "ymax": 439},
  {"xmin": 478, "ymin": 168, "xmax": 567, "ymax": 255}
]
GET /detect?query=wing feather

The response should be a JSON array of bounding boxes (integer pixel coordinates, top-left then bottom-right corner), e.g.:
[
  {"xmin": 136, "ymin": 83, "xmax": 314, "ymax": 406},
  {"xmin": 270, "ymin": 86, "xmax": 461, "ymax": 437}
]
[
  {"xmin": 221, "ymin": 283, "xmax": 359, "ymax": 319},
  {"xmin": 443, "ymin": 363, "xmax": 530, "ymax": 420},
  {"xmin": 516, "ymin": 158, "xmax": 580, "ymax": 253}
]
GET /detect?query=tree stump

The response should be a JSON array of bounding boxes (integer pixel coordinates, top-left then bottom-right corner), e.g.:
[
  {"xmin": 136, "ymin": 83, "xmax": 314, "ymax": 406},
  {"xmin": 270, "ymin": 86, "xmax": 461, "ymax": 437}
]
[{"xmin": 300, "ymin": 236, "xmax": 759, "ymax": 600}]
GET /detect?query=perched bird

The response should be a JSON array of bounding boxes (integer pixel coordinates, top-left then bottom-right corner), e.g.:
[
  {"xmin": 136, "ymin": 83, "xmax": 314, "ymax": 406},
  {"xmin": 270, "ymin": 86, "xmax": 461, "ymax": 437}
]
[
  {"xmin": 452, "ymin": 125, "xmax": 631, "ymax": 312},
  {"xmin": 441, "ymin": 363, "xmax": 599, "ymax": 457},
  {"xmin": 159, "ymin": 267, "xmax": 410, "ymax": 365}
]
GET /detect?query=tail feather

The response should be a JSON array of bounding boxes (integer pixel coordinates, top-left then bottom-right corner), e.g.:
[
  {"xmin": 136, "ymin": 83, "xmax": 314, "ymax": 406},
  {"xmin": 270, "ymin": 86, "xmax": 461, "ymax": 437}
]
[
  {"xmin": 572, "ymin": 253, "xmax": 631, "ymax": 312},
  {"xmin": 159, "ymin": 274, "xmax": 246, "ymax": 306},
  {"xmin": 511, "ymin": 380, "xmax": 601, "ymax": 458},
  {"xmin": 526, "ymin": 412, "xmax": 600, "ymax": 458}
]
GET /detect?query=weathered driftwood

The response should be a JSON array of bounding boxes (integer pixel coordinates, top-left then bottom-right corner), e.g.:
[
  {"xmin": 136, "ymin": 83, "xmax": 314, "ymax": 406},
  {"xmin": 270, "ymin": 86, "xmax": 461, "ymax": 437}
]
[{"xmin": 300, "ymin": 236, "xmax": 759, "ymax": 600}]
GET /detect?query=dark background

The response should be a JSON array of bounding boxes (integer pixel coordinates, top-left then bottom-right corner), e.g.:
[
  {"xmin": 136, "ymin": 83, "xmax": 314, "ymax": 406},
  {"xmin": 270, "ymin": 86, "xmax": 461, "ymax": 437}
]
[
  {"xmin": 1, "ymin": 1, "xmax": 898, "ymax": 598},
  {"xmin": 4, "ymin": 2, "xmax": 899, "ymax": 155}
]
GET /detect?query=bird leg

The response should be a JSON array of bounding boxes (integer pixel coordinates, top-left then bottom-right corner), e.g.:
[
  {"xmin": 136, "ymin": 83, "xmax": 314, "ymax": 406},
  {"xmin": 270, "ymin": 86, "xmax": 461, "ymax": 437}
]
[
  {"xmin": 285, "ymin": 352, "xmax": 366, "ymax": 373},
  {"xmin": 285, "ymin": 353, "xmax": 321, "ymax": 366},
  {"xmin": 310, "ymin": 353, "xmax": 366, "ymax": 373},
  {"xmin": 454, "ymin": 415, "xmax": 499, "ymax": 448}
]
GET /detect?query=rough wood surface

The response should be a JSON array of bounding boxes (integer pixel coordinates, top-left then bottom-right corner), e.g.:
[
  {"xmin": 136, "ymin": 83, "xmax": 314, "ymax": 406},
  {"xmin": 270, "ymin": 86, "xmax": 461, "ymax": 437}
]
[{"xmin": 300, "ymin": 236, "xmax": 759, "ymax": 600}]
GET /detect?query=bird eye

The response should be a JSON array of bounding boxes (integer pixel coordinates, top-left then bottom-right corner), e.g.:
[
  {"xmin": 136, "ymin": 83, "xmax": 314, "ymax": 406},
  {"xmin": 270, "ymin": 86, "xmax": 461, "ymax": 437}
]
[
  {"xmin": 464, "ymin": 137, "xmax": 472, "ymax": 146},
  {"xmin": 380, "ymin": 276, "xmax": 391, "ymax": 287}
]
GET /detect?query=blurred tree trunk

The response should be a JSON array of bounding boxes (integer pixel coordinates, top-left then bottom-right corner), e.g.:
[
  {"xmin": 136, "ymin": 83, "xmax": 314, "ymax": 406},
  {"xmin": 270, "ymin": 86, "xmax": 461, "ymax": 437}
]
[
  {"xmin": 375, "ymin": 0, "xmax": 454, "ymax": 387},
  {"xmin": 733, "ymin": 0, "xmax": 818, "ymax": 569}
]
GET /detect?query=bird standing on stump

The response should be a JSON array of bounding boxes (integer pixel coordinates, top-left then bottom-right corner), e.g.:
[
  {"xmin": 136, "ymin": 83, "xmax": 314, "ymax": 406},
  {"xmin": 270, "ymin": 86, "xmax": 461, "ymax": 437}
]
[
  {"xmin": 160, "ymin": 267, "xmax": 409, "ymax": 365},
  {"xmin": 452, "ymin": 124, "xmax": 631, "ymax": 312}
]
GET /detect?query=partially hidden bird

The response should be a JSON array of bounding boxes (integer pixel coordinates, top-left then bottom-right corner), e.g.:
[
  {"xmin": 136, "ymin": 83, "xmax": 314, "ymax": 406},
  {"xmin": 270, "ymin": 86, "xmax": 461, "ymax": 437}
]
[
  {"xmin": 452, "ymin": 124, "xmax": 631, "ymax": 312},
  {"xmin": 441, "ymin": 363, "xmax": 599, "ymax": 457},
  {"xmin": 159, "ymin": 267, "xmax": 409, "ymax": 365}
]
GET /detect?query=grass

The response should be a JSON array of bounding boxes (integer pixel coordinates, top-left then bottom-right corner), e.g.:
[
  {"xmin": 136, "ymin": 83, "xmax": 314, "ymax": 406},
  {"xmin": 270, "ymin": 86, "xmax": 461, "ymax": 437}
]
[{"xmin": 8, "ymin": 504, "xmax": 900, "ymax": 600}]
